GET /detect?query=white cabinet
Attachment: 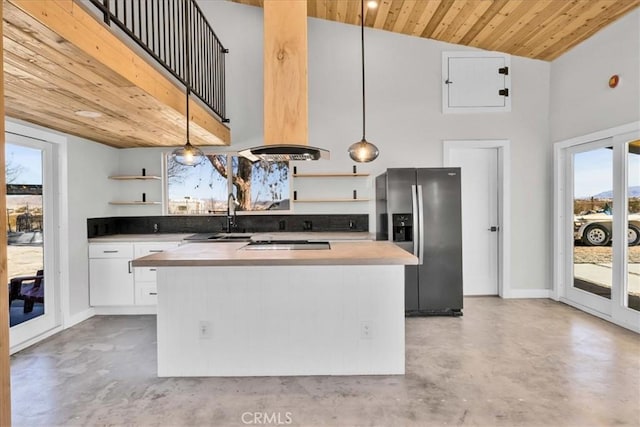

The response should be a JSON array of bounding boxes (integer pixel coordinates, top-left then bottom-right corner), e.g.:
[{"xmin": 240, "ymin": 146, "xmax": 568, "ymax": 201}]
[
  {"xmin": 442, "ymin": 51, "xmax": 511, "ymax": 113},
  {"xmin": 89, "ymin": 241, "xmax": 179, "ymax": 308},
  {"xmin": 89, "ymin": 243, "xmax": 135, "ymax": 306},
  {"xmin": 132, "ymin": 242, "xmax": 180, "ymax": 306}
]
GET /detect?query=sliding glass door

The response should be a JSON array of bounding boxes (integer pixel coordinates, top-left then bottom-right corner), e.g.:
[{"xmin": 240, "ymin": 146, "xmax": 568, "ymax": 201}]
[
  {"xmin": 563, "ymin": 131, "xmax": 640, "ymax": 330},
  {"xmin": 6, "ymin": 133, "xmax": 59, "ymax": 347}
]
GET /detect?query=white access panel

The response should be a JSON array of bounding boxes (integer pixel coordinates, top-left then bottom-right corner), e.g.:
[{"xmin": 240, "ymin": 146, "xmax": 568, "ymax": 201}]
[{"xmin": 442, "ymin": 51, "xmax": 511, "ymax": 113}]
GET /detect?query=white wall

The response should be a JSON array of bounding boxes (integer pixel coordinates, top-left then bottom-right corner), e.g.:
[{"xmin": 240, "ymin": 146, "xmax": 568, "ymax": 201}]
[
  {"xmin": 66, "ymin": 135, "xmax": 119, "ymax": 316},
  {"xmin": 198, "ymin": 1, "xmax": 553, "ymax": 291},
  {"xmin": 550, "ymin": 9, "xmax": 640, "ymax": 142}
]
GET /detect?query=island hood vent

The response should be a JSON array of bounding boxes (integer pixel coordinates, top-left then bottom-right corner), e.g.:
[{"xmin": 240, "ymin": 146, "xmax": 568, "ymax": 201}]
[
  {"xmin": 239, "ymin": 0, "xmax": 329, "ymax": 163},
  {"xmin": 239, "ymin": 144, "xmax": 329, "ymax": 162}
]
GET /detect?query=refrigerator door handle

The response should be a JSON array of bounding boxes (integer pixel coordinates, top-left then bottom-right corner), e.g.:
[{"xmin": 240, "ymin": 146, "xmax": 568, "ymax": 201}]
[
  {"xmin": 417, "ymin": 184, "xmax": 425, "ymax": 265},
  {"xmin": 411, "ymin": 185, "xmax": 419, "ymax": 258}
]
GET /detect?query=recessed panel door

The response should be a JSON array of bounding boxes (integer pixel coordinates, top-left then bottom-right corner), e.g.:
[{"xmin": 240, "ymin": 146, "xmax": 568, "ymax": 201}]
[{"xmin": 448, "ymin": 147, "xmax": 499, "ymax": 295}]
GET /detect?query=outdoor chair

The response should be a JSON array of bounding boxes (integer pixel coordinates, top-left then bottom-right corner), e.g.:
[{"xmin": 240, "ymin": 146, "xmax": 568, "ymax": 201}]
[{"xmin": 8, "ymin": 269, "xmax": 44, "ymax": 313}]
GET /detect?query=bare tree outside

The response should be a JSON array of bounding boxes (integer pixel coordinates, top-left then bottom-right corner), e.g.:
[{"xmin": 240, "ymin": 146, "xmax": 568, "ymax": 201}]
[
  {"xmin": 6, "ymin": 153, "xmax": 25, "ymax": 184},
  {"xmin": 166, "ymin": 153, "xmax": 289, "ymax": 213}
]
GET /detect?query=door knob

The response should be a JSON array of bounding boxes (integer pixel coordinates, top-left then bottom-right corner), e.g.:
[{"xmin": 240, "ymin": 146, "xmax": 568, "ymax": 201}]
[{"xmin": 488, "ymin": 226, "xmax": 499, "ymax": 232}]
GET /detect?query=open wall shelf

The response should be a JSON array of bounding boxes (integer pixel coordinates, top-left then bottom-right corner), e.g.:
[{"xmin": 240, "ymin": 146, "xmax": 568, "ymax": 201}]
[
  {"xmin": 109, "ymin": 175, "xmax": 161, "ymax": 180},
  {"xmin": 293, "ymin": 198, "xmax": 370, "ymax": 203},
  {"xmin": 109, "ymin": 201, "xmax": 162, "ymax": 205},
  {"xmin": 293, "ymin": 173, "xmax": 369, "ymax": 178}
]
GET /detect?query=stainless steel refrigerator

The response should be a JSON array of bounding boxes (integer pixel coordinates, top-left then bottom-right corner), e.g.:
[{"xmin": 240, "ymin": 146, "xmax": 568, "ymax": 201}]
[{"xmin": 376, "ymin": 168, "xmax": 463, "ymax": 316}]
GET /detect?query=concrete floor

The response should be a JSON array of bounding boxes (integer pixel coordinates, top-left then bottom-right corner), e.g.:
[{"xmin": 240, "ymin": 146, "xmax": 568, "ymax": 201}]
[{"xmin": 10, "ymin": 298, "xmax": 640, "ymax": 426}]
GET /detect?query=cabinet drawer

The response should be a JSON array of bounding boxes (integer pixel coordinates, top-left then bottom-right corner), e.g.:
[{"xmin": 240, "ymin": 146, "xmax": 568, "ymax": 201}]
[
  {"xmin": 135, "ymin": 266, "xmax": 158, "ymax": 282},
  {"xmin": 89, "ymin": 243, "xmax": 134, "ymax": 259},
  {"xmin": 134, "ymin": 242, "xmax": 180, "ymax": 258},
  {"xmin": 136, "ymin": 283, "xmax": 158, "ymax": 305}
]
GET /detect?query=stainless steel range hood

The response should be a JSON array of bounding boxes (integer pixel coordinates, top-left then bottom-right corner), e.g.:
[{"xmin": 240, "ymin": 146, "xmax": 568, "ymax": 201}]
[
  {"xmin": 238, "ymin": 144, "xmax": 329, "ymax": 162},
  {"xmin": 239, "ymin": 0, "xmax": 329, "ymax": 163}
]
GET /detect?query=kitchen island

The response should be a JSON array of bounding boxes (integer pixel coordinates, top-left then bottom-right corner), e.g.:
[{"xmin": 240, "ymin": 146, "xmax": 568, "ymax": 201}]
[{"xmin": 133, "ymin": 240, "xmax": 417, "ymax": 377}]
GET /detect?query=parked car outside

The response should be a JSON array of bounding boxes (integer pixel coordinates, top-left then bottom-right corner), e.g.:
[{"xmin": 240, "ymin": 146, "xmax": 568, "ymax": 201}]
[{"xmin": 574, "ymin": 209, "xmax": 640, "ymax": 246}]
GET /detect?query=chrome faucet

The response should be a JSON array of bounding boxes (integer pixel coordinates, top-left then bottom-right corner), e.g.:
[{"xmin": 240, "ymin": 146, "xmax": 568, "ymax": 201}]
[{"xmin": 226, "ymin": 193, "xmax": 238, "ymax": 233}]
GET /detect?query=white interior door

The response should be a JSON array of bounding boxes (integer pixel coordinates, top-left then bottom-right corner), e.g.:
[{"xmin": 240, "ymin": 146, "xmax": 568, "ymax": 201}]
[{"xmin": 448, "ymin": 147, "xmax": 499, "ymax": 295}]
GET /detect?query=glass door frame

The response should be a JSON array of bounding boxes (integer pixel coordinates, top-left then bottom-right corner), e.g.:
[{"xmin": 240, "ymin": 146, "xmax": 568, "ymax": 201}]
[
  {"xmin": 6, "ymin": 132, "xmax": 61, "ymax": 348},
  {"xmin": 564, "ymin": 138, "xmax": 614, "ymax": 315},
  {"xmin": 554, "ymin": 122, "xmax": 640, "ymax": 333}
]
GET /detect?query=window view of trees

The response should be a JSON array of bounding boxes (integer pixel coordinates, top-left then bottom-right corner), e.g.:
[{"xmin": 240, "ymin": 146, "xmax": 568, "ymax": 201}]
[{"xmin": 166, "ymin": 153, "xmax": 290, "ymax": 214}]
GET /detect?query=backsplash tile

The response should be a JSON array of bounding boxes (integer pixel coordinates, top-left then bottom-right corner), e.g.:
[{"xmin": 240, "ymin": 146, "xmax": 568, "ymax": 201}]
[{"xmin": 87, "ymin": 214, "xmax": 368, "ymax": 237}]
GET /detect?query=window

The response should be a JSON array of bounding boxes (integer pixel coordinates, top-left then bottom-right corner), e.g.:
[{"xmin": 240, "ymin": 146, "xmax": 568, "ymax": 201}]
[{"xmin": 165, "ymin": 153, "xmax": 290, "ymax": 214}]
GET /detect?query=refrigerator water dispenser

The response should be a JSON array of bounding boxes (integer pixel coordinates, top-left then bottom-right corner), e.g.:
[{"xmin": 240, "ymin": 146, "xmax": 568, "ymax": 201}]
[{"xmin": 392, "ymin": 214, "xmax": 413, "ymax": 242}]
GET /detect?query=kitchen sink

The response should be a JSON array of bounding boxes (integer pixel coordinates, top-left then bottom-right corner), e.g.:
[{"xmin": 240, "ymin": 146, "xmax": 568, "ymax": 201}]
[
  {"xmin": 183, "ymin": 233, "xmax": 253, "ymax": 242},
  {"xmin": 209, "ymin": 234, "xmax": 253, "ymax": 241},
  {"xmin": 243, "ymin": 240, "xmax": 331, "ymax": 250}
]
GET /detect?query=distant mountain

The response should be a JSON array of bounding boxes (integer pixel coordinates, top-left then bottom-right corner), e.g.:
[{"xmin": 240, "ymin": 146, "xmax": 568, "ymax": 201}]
[{"xmin": 592, "ymin": 186, "xmax": 640, "ymax": 199}]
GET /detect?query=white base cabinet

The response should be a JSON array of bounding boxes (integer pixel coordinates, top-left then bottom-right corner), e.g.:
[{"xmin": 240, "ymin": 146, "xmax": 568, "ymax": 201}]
[{"xmin": 89, "ymin": 241, "xmax": 179, "ymax": 309}]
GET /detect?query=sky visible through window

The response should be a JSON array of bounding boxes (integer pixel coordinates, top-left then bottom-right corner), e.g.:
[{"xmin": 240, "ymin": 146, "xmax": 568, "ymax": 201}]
[
  {"xmin": 6, "ymin": 144, "xmax": 42, "ymax": 185},
  {"xmin": 574, "ymin": 147, "xmax": 640, "ymax": 198}
]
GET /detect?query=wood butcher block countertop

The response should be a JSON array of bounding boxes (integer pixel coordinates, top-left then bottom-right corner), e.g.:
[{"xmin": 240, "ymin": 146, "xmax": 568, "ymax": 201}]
[{"xmin": 132, "ymin": 241, "xmax": 418, "ymax": 267}]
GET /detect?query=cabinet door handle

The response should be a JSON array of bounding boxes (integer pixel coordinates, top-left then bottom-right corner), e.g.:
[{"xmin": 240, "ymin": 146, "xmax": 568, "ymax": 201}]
[
  {"xmin": 150, "ymin": 268, "xmax": 157, "ymax": 272},
  {"xmin": 103, "ymin": 250, "xmax": 119, "ymax": 253},
  {"xmin": 128, "ymin": 260, "xmax": 132, "ymax": 274},
  {"xmin": 149, "ymin": 292, "xmax": 158, "ymax": 296},
  {"xmin": 149, "ymin": 250, "xmax": 163, "ymax": 253}
]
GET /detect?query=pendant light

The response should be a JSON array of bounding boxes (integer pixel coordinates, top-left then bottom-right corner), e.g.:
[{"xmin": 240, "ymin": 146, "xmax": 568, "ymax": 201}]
[
  {"xmin": 171, "ymin": 6, "xmax": 205, "ymax": 166},
  {"xmin": 348, "ymin": 0, "xmax": 379, "ymax": 163}
]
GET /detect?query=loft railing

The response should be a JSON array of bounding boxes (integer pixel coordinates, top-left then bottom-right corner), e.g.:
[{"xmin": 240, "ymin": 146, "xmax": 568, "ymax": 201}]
[{"xmin": 87, "ymin": 0, "xmax": 229, "ymax": 123}]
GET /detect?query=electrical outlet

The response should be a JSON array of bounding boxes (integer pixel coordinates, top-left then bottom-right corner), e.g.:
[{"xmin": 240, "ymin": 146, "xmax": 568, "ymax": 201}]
[
  {"xmin": 198, "ymin": 321, "xmax": 212, "ymax": 339},
  {"xmin": 360, "ymin": 321, "xmax": 372, "ymax": 339}
]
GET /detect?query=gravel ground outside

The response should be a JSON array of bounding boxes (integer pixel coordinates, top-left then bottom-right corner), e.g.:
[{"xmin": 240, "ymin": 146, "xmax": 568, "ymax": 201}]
[{"xmin": 574, "ymin": 245, "xmax": 640, "ymax": 263}]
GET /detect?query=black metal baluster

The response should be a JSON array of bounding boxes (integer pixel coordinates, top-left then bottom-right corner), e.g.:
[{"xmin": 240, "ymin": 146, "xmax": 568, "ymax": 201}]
[
  {"xmin": 123, "ymin": 0, "xmax": 128, "ymax": 29},
  {"xmin": 86, "ymin": 0, "xmax": 228, "ymax": 122}
]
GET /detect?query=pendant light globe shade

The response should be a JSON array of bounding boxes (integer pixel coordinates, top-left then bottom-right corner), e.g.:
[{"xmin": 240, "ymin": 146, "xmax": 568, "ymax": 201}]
[
  {"xmin": 171, "ymin": 141, "xmax": 206, "ymax": 166},
  {"xmin": 348, "ymin": 138, "xmax": 379, "ymax": 163}
]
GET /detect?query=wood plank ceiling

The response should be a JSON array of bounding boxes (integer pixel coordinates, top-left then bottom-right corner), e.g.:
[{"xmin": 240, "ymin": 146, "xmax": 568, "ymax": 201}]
[
  {"xmin": 233, "ymin": 0, "xmax": 640, "ymax": 61},
  {"xmin": 3, "ymin": 0, "xmax": 230, "ymax": 149}
]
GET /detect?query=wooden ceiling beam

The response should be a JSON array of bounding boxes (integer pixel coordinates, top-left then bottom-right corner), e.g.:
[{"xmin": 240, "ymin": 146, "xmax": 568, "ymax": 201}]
[{"xmin": 263, "ymin": 0, "xmax": 308, "ymax": 146}]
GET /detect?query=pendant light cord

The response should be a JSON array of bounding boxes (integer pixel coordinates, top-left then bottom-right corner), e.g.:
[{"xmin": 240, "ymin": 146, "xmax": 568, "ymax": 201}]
[{"xmin": 361, "ymin": 0, "xmax": 366, "ymax": 141}]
